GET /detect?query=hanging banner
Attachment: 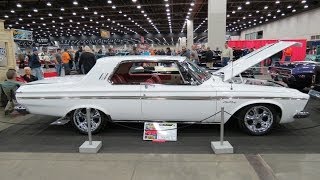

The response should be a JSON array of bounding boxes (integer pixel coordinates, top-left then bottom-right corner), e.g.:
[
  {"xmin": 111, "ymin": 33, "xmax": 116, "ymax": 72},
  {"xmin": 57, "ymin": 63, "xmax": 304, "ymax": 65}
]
[
  {"xmin": 100, "ymin": 29, "xmax": 110, "ymax": 38},
  {"xmin": 13, "ymin": 29, "xmax": 33, "ymax": 41},
  {"xmin": 0, "ymin": 42, "xmax": 8, "ymax": 67},
  {"xmin": 143, "ymin": 122, "xmax": 177, "ymax": 141}
]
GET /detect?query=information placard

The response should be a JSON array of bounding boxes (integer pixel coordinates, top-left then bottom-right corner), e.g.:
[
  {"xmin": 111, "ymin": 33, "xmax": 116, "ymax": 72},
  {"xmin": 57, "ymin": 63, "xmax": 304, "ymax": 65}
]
[{"xmin": 143, "ymin": 122, "xmax": 177, "ymax": 141}]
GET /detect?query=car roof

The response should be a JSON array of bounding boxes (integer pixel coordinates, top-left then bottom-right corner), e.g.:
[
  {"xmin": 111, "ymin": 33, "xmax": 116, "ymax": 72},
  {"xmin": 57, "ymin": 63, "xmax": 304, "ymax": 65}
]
[{"xmin": 97, "ymin": 55, "xmax": 187, "ymax": 64}]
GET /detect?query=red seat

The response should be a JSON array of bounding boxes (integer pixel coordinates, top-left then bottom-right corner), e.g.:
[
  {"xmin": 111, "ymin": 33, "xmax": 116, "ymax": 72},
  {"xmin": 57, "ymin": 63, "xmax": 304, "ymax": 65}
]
[
  {"xmin": 112, "ymin": 74, "xmax": 127, "ymax": 84},
  {"xmin": 151, "ymin": 75, "xmax": 162, "ymax": 84}
]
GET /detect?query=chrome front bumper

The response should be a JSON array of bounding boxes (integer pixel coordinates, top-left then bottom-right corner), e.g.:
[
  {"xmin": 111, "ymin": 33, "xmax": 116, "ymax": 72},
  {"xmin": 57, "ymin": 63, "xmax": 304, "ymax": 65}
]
[{"xmin": 293, "ymin": 111, "xmax": 310, "ymax": 119}]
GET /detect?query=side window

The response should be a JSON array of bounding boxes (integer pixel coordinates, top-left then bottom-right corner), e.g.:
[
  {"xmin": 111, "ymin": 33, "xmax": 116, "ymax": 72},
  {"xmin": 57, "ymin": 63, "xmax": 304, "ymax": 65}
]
[{"xmin": 110, "ymin": 61, "xmax": 187, "ymax": 85}]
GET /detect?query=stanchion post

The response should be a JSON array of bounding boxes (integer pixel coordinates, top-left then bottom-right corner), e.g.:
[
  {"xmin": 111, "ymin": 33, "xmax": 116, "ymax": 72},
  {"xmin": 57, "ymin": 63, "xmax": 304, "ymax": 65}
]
[
  {"xmin": 220, "ymin": 107, "xmax": 224, "ymax": 145},
  {"xmin": 86, "ymin": 107, "xmax": 92, "ymax": 145},
  {"xmin": 79, "ymin": 107, "xmax": 102, "ymax": 153},
  {"xmin": 210, "ymin": 106, "xmax": 234, "ymax": 154}
]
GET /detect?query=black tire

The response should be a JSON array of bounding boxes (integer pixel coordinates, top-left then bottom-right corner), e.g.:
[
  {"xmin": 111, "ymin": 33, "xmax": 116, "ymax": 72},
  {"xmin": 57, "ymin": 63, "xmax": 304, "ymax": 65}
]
[
  {"xmin": 71, "ymin": 108, "xmax": 108, "ymax": 134},
  {"xmin": 237, "ymin": 104, "xmax": 279, "ymax": 136}
]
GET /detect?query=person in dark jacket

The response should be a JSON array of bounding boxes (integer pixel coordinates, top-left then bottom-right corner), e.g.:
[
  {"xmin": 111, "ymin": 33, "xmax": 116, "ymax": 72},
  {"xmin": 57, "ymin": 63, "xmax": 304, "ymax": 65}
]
[
  {"xmin": 22, "ymin": 67, "xmax": 38, "ymax": 82},
  {"xmin": 29, "ymin": 48, "xmax": 43, "ymax": 80},
  {"xmin": 74, "ymin": 46, "xmax": 82, "ymax": 71},
  {"xmin": 205, "ymin": 47, "xmax": 214, "ymax": 68},
  {"xmin": 79, "ymin": 46, "xmax": 96, "ymax": 74},
  {"xmin": 165, "ymin": 47, "xmax": 172, "ymax": 56}
]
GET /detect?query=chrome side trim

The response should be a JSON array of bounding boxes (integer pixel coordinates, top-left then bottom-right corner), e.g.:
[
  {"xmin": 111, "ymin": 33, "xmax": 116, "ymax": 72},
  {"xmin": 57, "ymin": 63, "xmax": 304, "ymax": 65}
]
[{"xmin": 17, "ymin": 95, "xmax": 309, "ymax": 101}]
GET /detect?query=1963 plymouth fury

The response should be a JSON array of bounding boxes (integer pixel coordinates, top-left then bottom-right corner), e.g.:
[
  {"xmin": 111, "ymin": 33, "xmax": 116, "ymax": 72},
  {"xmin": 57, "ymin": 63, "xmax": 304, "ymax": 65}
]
[{"xmin": 16, "ymin": 41, "xmax": 310, "ymax": 135}]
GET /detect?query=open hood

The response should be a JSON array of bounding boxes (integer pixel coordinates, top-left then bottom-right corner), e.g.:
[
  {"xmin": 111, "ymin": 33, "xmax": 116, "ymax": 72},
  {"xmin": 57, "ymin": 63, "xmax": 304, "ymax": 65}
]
[{"xmin": 215, "ymin": 41, "xmax": 301, "ymax": 81}]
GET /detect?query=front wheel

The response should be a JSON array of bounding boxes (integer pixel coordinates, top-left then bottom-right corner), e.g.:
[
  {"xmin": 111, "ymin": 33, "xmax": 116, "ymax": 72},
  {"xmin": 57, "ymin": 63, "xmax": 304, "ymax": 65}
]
[
  {"xmin": 71, "ymin": 108, "xmax": 107, "ymax": 134},
  {"xmin": 237, "ymin": 105, "xmax": 278, "ymax": 136}
]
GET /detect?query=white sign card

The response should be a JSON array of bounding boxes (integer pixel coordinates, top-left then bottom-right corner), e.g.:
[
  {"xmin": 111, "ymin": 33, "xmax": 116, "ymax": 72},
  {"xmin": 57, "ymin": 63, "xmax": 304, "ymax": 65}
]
[{"xmin": 143, "ymin": 122, "xmax": 177, "ymax": 141}]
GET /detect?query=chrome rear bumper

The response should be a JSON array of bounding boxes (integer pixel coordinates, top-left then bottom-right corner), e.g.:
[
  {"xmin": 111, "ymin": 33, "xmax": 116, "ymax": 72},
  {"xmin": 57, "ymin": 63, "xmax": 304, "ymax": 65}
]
[{"xmin": 293, "ymin": 111, "xmax": 310, "ymax": 119}]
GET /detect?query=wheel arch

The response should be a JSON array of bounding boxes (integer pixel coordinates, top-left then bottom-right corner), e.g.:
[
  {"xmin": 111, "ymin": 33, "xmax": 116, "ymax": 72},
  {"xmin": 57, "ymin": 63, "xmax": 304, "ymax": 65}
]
[
  {"xmin": 227, "ymin": 100, "xmax": 283, "ymax": 122},
  {"xmin": 64, "ymin": 105, "xmax": 111, "ymax": 118}
]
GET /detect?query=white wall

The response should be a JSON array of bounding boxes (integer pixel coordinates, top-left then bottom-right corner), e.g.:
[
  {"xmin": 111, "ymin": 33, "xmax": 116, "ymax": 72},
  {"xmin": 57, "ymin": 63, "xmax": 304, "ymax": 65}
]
[{"xmin": 240, "ymin": 8, "xmax": 320, "ymax": 40}]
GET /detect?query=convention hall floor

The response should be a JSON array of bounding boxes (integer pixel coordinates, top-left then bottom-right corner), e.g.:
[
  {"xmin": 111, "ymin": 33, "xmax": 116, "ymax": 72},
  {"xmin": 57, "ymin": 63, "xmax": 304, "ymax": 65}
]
[{"xmin": 0, "ymin": 97, "xmax": 320, "ymax": 179}]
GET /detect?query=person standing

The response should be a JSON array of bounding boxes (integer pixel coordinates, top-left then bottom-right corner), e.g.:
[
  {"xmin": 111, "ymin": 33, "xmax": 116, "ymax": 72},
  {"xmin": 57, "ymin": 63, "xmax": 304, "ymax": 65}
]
[
  {"xmin": 190, "ymin": 45, "xmax": 200, "ymax": 63},
  {"xmin": 180, "ymin": 46, "xmax": 190, "ymax": 59},
  {"xmin": 62, "ymin": 48, "xmax": 71, "ymax": 75},
  {"xmin": 221, "ymin": 42, "xmax": 233, "ymax": 66},
  {"xmin": 18, "ymin": 53, "xmax": 25, "ymax": 69},
  {"xmin": 79, "ymin": 46, "xmax": 96, "ymax": 74},
  {"xmin": 54, "ymin": 49, "xmax": 63, "ymax": 76},
  {"xmin": 29, "ymin": 48, "xmax": 44, "ymax": 80},
  {"xmin": 166, "ymin": 47, "xmax": 172, "ymax": 56},
  {"xmin": 284, "ymin": 47, "xmax": 293, "ymax": 62},
  {"xmin": 205, "ymin": 47, "xmax": 214, "ymax": 68},
  {"xmin": 74, "ymin": 46, "xmax": 82, "ymax": 71}
]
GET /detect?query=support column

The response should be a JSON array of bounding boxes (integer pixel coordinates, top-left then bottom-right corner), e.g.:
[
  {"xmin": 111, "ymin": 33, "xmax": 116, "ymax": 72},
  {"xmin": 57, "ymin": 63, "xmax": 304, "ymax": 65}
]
[
  {"xmin": 208, "ymin": 0, "xmax": 227, "ymax": 50},
  {"xmin": 187, "ymin": 19, "xmax": 193, "ymax": 50},
  {"xmin": 0, "ymin": 19, "xmax": 16, "ymax": 81}
]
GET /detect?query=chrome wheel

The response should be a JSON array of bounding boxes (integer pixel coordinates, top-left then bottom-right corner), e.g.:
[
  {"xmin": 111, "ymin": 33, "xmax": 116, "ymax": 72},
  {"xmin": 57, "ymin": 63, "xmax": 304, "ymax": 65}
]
[
  {"xmin": 244, "ymin": 106, "xmax": 274, "ymax": 134},
  {"xmin": 73, "ymin": 108, "xmax": 102, "ymax": 133}
]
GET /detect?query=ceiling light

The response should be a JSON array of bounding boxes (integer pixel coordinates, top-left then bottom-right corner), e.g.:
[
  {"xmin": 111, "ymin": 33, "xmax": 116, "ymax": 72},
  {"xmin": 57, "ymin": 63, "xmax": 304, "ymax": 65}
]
[
  {"xmin": 84, "ymin": 6, "xmax": 88, "ymax": 10},
  {"xmin": 59, "ymin": 16, "xmax": 63, "ymax": 19},
  {"xmin": 73, "ymin": 1, "xmax": 78, "ymax": 5},
  {"xmin": 72, "ymin": 12, "xmax": 76, "ymax": 15},
  {"xmin": 101, "ymin": 15, "xmax": 104, "ymax": 18},
  {"xmin": 137, "ymin": 5, "xmax": 141, "ymax": 9},
  {"xmin": 46, "ymin": 2, "xmax": 52, "ymax": 6},
  {"xmin": 52, "ymin": 20, "xmax": 55, "ymax": 23},
  {"xmin": 264, "ymin": 6, "xmax": 268, "ymax": 9},
  {"xmin": 245, "ymin": 1, "xmax": 250, "ymax": 5},
  {"xmin": 275, "ymin": 1, "xmax": 280, "ymax": 4},
  {"xmin": 16, "ymin": 3, "xmax": 22, "ymax": 8},
  {"xmin": 304, "ymin": 5, "xmax": 308, "ymax": 8},
  {"xmin": 40, "ymin": 17, "xmax": 44, "ymax": 20},
  {"xmin": 189, "ymin": 8, "xmax": 192, "ymax": 11},
  {"xmin": 281, "ymin": 13, "xmax": 285, "ymax": 16},
  {"xmin": 144, "ymin": 14, "xmax": 147, "ymax": 17},
  {"xmin": 277, "ymin": 9, "xmax": 281, "ymax": 13},
  {"xmin": 132, "ymin": 0, "xmax": 137, "ymax": 2},
  {"xmin": 165, "ymin": 4, "xmax": 169, "ymax": 7},
  {"xmin": 48, "ymin": 13, "xmax": 52, "ymax": 16},
  {"xmin": 232, "ymin": 11, "xmax": 236, "ymax": 14},
  {"xmin": 4, "ymin": 15, "xmax": 8, "ymax": 18},
  {"xmin": 94, "ymin": 11, "xmax": 98, "ymax": 14},
  {"xmin": 287, "ymin": 5, "xmax": 292, "ymax": 8},
  {"xmin": 81, "ymin": 16, "xmax": 85, "ymax": 18},
  {"xmin": 292, "ymin": 9, "xmax": 296, "ymax": 12},
  {"xmin": 238, "ymin": 6, "xmax": 242, "ymax": 10},
  {"xmin": 124, "ymin": 14, "xmax": 127, "ymax": 17},
  {"xmin": 10, "ymin": 10, "xmax": 15, "ymax": 13},
  {"xmin": 108, "ymin": 0, "xmax": 112, "ymax": 3},
  {"xmin": 112, "ymin": 5, "xmax": 116, "ymax": 9},
  {"xmin": 301, "ymin": 0, "xmax": 306, "ymax": 3},
  {"xmin": 19, "ymin": 18, "xmax": 22, "ymax": 21},
  {"xmin": 33, "ymin": 9, "xmax": 38, "ymax": 12}
]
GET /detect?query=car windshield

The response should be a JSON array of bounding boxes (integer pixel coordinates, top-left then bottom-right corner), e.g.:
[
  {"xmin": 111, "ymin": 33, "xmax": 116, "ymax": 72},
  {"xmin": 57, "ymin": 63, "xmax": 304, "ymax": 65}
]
[{"xmin": 181, "ymin": 61, "xmax": 212, "ymax": 83}]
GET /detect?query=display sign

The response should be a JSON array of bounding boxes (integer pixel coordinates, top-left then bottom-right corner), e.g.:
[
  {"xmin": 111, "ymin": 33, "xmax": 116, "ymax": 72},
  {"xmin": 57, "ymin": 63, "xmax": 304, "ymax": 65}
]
[
  {"xmin": 13, "ymin": 29, "xmax": 33, "ymax": 41},
  {"xmin": 143, "ymin": 122, "xmax": 177, "ymax": 141},
  {"xmin": 35, "ymin": 38, "xmax": 50, "ymax": 46},
  {"xmin": 0, "ymin": 42, "xmax": 7, "ymax": 67},
  {"xmin": 100, "ymin": 29, "xmax": 110, "ymax": 38}
]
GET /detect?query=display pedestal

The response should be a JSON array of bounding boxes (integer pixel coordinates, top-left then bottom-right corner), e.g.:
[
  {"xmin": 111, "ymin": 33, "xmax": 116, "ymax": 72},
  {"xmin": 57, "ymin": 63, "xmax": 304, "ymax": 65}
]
[
  {"xmin": 211, "ymin": 141, "xmax": 234, "ymax": 154},
  {"xmin": 79, "ymin": 141, "xmax": 102, "ymax": 153}
]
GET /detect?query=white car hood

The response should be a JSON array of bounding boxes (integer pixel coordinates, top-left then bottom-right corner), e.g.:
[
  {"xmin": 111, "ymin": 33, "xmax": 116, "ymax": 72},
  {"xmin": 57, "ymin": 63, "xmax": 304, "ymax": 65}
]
[
  {"xmin": 215, "ymin": 41, "xmax": 301, "ymax": 81},
  {"xmin": 26, "ymin": 75, "xmax": 85, "ymax": 85}
]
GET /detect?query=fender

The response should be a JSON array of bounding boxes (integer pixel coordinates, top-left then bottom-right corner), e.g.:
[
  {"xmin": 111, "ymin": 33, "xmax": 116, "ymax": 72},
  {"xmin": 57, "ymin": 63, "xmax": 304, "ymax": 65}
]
[
  {"xmin": 64, "ymin": 104, "xmax": 110, "ymax": 118},
  {"xmin": 225, "ymin": 99, "xmax": 283, "ymax": 121}
]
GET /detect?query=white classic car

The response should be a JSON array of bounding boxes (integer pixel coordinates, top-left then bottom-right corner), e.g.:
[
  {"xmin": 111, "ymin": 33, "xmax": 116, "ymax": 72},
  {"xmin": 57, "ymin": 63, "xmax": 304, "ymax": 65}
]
[{"xmin": 16, "ymin": 41, "xmax": 310, "ymax": 135}]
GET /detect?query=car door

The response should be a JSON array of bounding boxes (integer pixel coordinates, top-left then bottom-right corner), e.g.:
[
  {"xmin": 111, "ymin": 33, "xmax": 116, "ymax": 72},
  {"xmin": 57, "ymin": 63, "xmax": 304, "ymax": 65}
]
[{"xmin": 141, "ymin": 62, "xmax": 217, "ymax": 122}]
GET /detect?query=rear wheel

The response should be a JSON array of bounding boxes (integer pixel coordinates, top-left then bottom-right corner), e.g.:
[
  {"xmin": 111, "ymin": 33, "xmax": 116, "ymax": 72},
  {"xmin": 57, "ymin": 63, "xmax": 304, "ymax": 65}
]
[
  {"xmin": 71, "ymin": 108, "xmax": 107, "ymax": 134},
  {"xmin": 237, "ymin": 105, "xmax": 279, "ymax": 136}
]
